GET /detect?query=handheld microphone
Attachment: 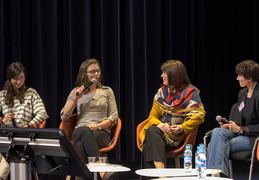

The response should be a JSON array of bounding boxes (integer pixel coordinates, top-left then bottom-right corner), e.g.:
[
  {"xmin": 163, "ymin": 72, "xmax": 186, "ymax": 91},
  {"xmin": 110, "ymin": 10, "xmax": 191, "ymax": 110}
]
[
  {"xmin": 9, "ymin": 110, "xmax": 17, "ymax": 127},
  {"xmin": 216, "ymin": 115, "xmax": 229, "ymax": 124},
  {"xmin": 11, "ymin": 118, "xmax": 17, "ymax": 127},
  {"xmin": 76, "ymin": 78, "xmax": 97, "ymax": 96}
]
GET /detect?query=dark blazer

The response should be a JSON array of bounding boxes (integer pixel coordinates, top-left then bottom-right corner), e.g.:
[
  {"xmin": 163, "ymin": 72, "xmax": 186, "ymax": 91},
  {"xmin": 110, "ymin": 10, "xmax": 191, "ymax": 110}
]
[{"xmin": 236, "ymin": 83, "xmax": 259, "ymax": 147}]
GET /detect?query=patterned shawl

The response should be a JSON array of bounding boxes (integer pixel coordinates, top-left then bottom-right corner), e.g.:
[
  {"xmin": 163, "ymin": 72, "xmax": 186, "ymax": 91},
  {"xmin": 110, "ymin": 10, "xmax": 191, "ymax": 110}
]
[
  {"xmin": 138, "ymin": 84, "xmax": 205, "ymax": 150},
  {"xmin": 155, "ymin": 84, "xmax": 204, "ymax": 117}
]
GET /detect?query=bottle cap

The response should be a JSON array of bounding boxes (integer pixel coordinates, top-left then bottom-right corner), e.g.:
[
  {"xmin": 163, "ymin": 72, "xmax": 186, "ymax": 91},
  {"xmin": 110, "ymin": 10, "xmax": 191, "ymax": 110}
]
[
  {"xmin": 198, "ymin": 148, "xmax": 205, "ymax": 153},
  {"xmin": 186, "ymin": 144, "xmax": 192, "ymax": 150},
  {"xmin": 199, "ymin": 144, "xmax": 205, "ymax": 148}
]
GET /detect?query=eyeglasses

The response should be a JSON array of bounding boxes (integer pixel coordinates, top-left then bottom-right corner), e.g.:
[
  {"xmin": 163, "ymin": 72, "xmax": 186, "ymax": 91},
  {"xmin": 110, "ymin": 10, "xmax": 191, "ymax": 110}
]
[{"xmin": 87, "ymin": 69, "xmax": 101, "ymax": 74}]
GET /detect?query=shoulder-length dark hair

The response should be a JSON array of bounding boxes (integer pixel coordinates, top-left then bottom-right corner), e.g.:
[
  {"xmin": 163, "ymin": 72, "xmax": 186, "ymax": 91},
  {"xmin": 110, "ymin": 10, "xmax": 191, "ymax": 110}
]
[
  {"xmin": 235, "ymin": 60, "xmax": 259, "ymax": 82},
  {"xmin": 161, "ymin": 60, "xmax": 191, "ymax": 91},
  {"xmin": 3, "ymin": 61, "xmax": 27, "ymax": 107},
  {"xmin": 75, "ymin": 58, "xmax": 102, "ymax": 88}
]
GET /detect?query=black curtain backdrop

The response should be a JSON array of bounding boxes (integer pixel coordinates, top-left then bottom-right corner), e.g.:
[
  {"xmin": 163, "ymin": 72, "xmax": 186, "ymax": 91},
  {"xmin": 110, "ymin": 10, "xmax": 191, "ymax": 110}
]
[{"xmin": 0, "ymin": 0, "xmax": 258, "ymax": 163}]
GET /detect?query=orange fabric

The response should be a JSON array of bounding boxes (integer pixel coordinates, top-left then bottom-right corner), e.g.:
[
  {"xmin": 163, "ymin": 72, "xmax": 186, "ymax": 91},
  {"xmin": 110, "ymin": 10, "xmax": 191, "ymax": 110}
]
[
  {"xmin": 59, "ymin": 114, "xmax": 121, "ymax": 154},
  {"xmin": 38, "ymin": 120, "xmax": 46, "ymax": 128}
]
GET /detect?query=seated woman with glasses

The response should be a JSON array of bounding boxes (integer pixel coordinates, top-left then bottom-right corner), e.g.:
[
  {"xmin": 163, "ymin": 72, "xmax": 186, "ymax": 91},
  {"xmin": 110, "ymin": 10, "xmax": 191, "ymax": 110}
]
[{"xmin": 60, "ymin": 58, "xmax": 118, "ymax": 180}]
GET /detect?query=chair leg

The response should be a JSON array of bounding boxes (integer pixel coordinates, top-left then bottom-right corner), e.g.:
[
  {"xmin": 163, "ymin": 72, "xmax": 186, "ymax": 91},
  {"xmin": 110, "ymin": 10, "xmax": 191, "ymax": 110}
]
[
  {"xmin": 249, "ymin": 160, "xmax": 254, "ymax": 180},
  {"xmin": 248, "ymin": 138, "xmax": 259, "ymax": 180},
  {"xmin": 66, "ymin": 175, "xmax": 79, "ymax": 180},
  {"xmin": 139, "ymin": 154, "xmax": 144, "ymax": 180},
  {"xmin": 174, "ymin": 156, "xmax": 181, "ymax": 168},
  {"xmin": 32, "ymin": 173, "xmax": 39, "ymax": 180},
  {"xmin": 229, "ymin": 160, "xmax": 233, "ymax": 179}
]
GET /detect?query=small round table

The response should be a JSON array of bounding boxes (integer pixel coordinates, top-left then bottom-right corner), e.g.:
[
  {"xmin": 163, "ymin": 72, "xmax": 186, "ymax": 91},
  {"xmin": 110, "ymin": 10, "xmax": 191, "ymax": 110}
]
[
  {"xmin": 135, "ymin": 168, "xmax": 229, "ymax": 179},
  {"xmin": 87, "ymin": 163, "xmax": 130, "ymax": 180},
  {"xmin": 152, "ymin": 177, "xmax": 233, "ymax": 180}
]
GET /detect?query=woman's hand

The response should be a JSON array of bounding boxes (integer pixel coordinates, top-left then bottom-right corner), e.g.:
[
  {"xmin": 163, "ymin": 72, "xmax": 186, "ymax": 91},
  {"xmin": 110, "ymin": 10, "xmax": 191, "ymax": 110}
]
[
  {"xmin": 228, "ymin": 121, "xmax": 240, "ymax": 133},
  {"xmin": 75, "ymin": 85, "xmax": 88, "ymax": 98},
  {"xmin": 86, "ymin": 124, "xmax": 99, "ymax": 132},
  {"xmin": 218, "ymin": 117, "xmax": 230, "ymax": 129},
  {"xmin": 2, "ymin": 113, "xmax": 15, "ymax": 123},
  {"xmin": 62, "ymin": 86, "xmax": 85, "ymax": 115},
  {"xmin": 170, "ymin": 125, "xmax": 183, "ymax": 135},
  {"xmin": 157, "ymin": 123, "xmax": 171, "ymax": 134},
  {"xmin": 219, "ymin": 122, "xmax": 229, "ymax": 129},
  {"xmin": 22, "ymin": 123, "xmax": 36, "ymax": 128}
]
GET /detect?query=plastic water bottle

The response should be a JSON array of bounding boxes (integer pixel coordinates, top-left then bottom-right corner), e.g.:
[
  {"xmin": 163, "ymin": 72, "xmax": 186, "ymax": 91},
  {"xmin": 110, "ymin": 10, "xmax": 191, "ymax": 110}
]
[
  {"xmin": 196, "ymin": 144, "xmax": 206, "ymax": 172},
  {"xmin": 195, "ymin": 145, "xmax": 201, "ymax": 172},
  {"xmin": 197, "ymin": 148, "xmax": 206, "ymax": 179},
  {"xmin": 184, "ymin": 144, "xmax": 192, "ymax": 172},
  {"xmin": 199, "ymin": 144, "xmax": 205, "ymax": 154}
]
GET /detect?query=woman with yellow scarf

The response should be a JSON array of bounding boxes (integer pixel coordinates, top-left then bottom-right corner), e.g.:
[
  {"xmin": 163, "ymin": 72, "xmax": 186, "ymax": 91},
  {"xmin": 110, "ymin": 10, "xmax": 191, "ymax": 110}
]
[{"xmin": 139, "ymin": 60, "xmax": 205, "ymax": 168}]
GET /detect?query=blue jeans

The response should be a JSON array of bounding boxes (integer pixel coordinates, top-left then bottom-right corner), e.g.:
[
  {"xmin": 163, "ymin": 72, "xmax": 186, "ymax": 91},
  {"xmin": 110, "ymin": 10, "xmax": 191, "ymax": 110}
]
[{"xmin": 207, "ymin": 127, "xmax": 251, "ymax": 176}]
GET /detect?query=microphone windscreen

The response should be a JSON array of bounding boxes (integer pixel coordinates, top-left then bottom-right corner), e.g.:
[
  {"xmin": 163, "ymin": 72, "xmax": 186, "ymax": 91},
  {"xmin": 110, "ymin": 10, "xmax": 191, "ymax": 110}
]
[
  {"xmin": 91, "ymin": 78, "xmax": 97, "ymax": 83},
  {"xmin": 216, "ymin": 115, "xmax": 222, "ymax": 122}
]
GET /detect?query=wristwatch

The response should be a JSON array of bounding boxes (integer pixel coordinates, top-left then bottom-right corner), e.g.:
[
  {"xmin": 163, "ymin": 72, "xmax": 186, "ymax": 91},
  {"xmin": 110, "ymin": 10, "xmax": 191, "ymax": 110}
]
[
  {"xmin": 97, "ymin": 124, "xmax": 102, "ymax": 130},
  {"xmin": 238, "ymin": 126, "xmax": 244, "ymax": 135}
]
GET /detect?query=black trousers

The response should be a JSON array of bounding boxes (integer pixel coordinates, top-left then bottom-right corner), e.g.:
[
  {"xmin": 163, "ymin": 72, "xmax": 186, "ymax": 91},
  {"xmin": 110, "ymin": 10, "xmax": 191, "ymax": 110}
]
[
  {"xmin": 71, "ymin": 126, "xmax": 111, "ymax": 163},
  {"xmin": 142, "ymin": 125, "xmax": 179, "ymax": 168}
]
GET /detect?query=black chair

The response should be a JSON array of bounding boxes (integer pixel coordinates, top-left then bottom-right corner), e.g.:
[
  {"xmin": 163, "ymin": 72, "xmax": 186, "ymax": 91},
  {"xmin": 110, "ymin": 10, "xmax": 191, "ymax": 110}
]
[
  {"xmin": 203, "ymin": 103, "xmax": 252, "ymax": 178},
  {"xmin": 249, "ymin": 136, "xmax": 259, "ymax": 180}
]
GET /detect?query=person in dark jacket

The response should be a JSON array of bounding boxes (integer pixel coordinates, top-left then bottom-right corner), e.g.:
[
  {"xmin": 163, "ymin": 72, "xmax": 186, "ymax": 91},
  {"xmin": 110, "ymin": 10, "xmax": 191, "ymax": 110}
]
[{"xmin": 207, "ymin": 60, "xmax": 259, "ymax": 177}]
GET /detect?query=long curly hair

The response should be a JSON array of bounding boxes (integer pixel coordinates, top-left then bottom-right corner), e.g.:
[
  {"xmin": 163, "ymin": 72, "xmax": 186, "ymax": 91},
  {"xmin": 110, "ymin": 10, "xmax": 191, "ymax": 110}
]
[{"xmin": 3, "ymin": 62, "xmax": 28, "ymax": 107}]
